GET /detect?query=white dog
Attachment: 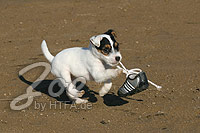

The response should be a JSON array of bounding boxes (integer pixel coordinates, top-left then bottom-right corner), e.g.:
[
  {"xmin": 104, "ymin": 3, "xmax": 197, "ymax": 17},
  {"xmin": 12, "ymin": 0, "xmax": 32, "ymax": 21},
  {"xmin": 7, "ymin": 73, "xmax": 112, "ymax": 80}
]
[{"xmin": 41, "ymin": 30, "xmax": 122, "ymax": 104}]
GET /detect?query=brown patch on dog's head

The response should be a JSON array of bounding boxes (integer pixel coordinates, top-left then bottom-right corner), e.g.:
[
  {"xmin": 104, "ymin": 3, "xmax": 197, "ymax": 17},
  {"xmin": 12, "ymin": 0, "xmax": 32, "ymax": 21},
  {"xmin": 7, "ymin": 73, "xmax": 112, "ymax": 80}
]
[{"xmin": 105, "ymin": 44, "xmax": 111, "ymax": 49}]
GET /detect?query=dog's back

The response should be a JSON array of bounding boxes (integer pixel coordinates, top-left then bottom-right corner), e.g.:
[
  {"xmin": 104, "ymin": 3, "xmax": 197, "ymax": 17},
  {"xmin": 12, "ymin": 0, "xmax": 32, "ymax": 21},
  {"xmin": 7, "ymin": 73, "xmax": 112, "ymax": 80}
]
[{"xmin": 50, "ymin": 47, "xmax": 94, "ymax": 80}]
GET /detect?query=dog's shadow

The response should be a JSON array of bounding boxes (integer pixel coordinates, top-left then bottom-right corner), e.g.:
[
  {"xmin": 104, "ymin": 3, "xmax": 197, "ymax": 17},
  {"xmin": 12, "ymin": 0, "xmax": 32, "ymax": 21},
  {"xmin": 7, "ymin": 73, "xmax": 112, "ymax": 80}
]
[
  {"xmin": 19, "ymin": 75, "xmax": 98, "ymax": 104},
  {"xmin": 19, "ymin": 75, "xmax": 130, "ymax": 106}
]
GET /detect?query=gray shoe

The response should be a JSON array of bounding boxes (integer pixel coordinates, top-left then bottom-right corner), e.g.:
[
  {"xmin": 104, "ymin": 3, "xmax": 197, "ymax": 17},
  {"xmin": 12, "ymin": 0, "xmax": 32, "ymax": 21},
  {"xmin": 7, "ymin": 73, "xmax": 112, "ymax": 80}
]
[{"xmin": 117, "ymin": 72, "xmax": 149, "ymax": 97}]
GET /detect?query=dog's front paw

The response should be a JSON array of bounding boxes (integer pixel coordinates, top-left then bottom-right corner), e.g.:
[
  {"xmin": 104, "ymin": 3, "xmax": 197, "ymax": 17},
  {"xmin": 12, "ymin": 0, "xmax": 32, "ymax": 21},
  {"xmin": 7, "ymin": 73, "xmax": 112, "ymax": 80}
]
[
  {"xmin": 113, "ymin": 68, "xmax": 122, "ymax": 77},
  {"xmin": 117, "ymin": 68, "xmax": 123, "ymax": 75},
  {"xmin": 77, "ymin": 90, "xmax": 85, "ymax": 98}
]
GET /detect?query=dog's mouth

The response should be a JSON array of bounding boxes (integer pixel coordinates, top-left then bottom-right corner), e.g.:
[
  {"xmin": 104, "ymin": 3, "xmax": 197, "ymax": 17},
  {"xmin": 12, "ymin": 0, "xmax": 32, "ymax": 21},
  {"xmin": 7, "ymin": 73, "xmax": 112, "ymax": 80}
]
[{"xmin": 109, "ymin": 62, "xmax": 119, "ymax": 66}]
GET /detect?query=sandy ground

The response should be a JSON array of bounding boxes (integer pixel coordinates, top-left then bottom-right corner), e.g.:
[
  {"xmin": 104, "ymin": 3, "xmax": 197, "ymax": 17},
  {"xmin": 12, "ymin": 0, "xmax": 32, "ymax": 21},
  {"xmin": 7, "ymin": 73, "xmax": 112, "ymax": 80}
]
[{"xmin": 0, "ymin": 0, "xmax": 200, "ymax": 132}]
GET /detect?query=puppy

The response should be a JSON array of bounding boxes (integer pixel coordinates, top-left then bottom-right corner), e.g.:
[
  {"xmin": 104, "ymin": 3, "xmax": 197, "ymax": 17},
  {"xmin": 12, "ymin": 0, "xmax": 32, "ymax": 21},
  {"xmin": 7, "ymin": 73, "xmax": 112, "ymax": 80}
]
[{"xmin": 41, "ymin": 29, "xmax": 122, "ymax": 104}]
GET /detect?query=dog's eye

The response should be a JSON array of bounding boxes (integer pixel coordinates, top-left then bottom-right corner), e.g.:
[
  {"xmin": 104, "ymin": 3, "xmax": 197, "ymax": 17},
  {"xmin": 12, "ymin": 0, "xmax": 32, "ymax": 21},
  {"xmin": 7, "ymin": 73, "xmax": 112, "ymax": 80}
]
[{"xmin": 103, "ymin": 48, "xmax": 110, "ymax": 54}]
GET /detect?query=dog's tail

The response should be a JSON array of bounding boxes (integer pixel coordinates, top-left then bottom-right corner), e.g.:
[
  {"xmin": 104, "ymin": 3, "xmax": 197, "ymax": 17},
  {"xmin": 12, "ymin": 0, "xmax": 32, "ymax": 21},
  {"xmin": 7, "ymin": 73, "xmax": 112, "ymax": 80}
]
[{"xmin": 41, "ymin": 40, "xmax": 54, "ymax": 63}]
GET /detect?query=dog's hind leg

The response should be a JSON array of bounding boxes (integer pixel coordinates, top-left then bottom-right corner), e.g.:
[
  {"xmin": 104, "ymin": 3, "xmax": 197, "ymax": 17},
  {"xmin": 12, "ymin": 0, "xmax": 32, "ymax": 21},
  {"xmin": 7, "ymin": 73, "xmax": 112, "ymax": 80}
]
[
  {"xmin": 99, "ymin": 79, "xmax": 112, "ymax": 97},
  {"xmin": 60, "ymin": 71, "xmax": 88, "ymax": 104}
]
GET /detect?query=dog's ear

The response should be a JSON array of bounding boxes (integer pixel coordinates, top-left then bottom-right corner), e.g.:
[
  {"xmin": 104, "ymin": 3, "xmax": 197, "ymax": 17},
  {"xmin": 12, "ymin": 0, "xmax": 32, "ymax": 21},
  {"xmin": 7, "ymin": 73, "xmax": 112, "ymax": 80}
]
[
  {"xmin": 104, "ymin": 29, "xmax": 117, "ymax": 38},
  {"xmin": 90, "ymin": 35, "xmax": 102, "ymax": 47}
]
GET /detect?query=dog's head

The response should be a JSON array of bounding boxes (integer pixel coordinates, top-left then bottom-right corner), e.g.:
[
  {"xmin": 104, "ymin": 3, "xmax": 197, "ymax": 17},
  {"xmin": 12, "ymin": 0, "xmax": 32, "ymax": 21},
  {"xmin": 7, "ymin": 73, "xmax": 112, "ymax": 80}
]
[{"xmin": 90, "ymin": 29, "xmax": 122, "ymax": 66}]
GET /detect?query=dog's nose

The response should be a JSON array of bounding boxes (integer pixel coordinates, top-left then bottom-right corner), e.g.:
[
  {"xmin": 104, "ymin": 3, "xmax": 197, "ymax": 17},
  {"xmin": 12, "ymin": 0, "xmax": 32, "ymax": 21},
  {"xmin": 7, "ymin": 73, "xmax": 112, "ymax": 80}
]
[{"xmin": 115, "ymin": 56, "xmax": 120, "ymax": 62}]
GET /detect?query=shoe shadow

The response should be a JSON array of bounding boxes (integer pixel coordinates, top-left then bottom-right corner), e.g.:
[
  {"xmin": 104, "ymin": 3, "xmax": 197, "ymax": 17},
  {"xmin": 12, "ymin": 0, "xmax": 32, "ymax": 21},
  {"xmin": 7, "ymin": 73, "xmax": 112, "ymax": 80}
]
[
  {"xmin": 103, "ymin": 93, "xmax": 144, "ymax": 106},
  {"xmin": 103, "ymin": 93, "xmax": 129, "ymax": 106},
  {"xmin": 18, "ymin": 76, "xmax": 97, "ymax": 104}
]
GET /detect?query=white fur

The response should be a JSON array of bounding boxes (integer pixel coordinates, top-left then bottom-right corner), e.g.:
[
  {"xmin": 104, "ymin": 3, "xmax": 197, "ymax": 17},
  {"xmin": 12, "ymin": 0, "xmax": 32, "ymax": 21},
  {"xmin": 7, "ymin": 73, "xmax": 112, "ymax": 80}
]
[{"xmin": 41, "ymin": 34, "xmax": 122, "ymax": 104}]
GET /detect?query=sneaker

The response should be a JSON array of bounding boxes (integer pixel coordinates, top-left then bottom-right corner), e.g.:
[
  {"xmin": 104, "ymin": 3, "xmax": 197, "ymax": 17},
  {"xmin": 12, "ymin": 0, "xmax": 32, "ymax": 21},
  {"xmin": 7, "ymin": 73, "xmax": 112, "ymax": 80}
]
[{"xmin": 117, "ymin": 72, "xmax": 149, "ymax": 97}]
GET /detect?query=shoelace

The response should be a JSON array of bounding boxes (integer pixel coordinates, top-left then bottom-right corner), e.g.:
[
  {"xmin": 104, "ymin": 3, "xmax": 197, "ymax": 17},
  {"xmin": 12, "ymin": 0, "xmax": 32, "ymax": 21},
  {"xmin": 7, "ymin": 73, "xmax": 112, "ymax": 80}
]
[{"xmin": 117, "ymin": 61, "xmax": 162, "ymax": 90}]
